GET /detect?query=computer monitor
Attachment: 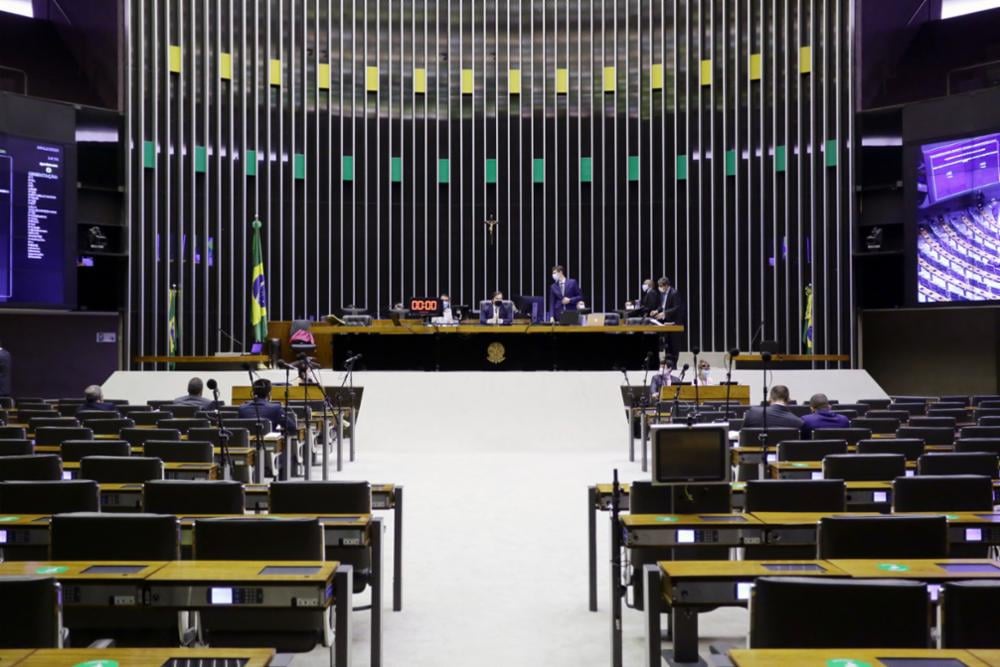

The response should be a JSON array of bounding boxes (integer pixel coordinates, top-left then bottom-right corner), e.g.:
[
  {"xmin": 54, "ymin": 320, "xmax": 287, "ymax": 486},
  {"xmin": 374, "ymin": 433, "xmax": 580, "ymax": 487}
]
[
  {"xmin": 650, "ymin": 423, "xmax": 730, "ymax": 484},
  {"xmin": 408, "ymin": 297, "xmax": 442, "ymax": 317}
]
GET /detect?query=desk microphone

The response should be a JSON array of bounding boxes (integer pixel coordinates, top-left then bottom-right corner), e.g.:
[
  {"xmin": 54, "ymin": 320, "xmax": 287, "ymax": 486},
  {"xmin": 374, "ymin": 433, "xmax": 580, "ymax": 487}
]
[
  {"xmin": 206, "ymin": 378, "xmax": 218, "ymax": 391},
  {"xmin": 343, "ymin": 352, "xmax": 363, "ymax": 367},
  {"xmin": 276, "ymin": 359, "xmax": 296, "ymax": 371}
]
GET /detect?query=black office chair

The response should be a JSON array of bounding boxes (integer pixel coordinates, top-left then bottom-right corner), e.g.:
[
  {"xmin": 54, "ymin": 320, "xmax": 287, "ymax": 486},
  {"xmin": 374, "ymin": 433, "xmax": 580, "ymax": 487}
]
[
  {"xmin": 50, "ymin": 512, "xmax": 182, "ymax": 646},
  {"xmin": 892, "ymin": 475, "xmax": 993, "ymax": 512},
  {"xmin": 60, "ymin": 440, "xmax": 131, "ymax": 463},
  {"xmin": 939, "ymin": 395, "xmax": 970, "ymax": 405},
  {"xmin": 849, "ymin": 417, "xmax": 899, "ymax": 435},
  {"xmin": 749, "ymin": 577, "xmax": 930, "ymax": 648},
  {"xmin": 269, "ymin": 480, "xmax": 372, "ymax": 594},
  {"xmin": 289, "ymin": 319, "xmax": 317, "ymax": 355},
  {"xmin": 118, "ymin": 405, "xmax": 153, "ymax": 416},
  {"xmin": 909, "ymin": 415, "xmax": 957, "ymax": 428},
  {"xmin": 959, "ymin": 425, "xmax": 1000, "ymax": 439},
  {"xmin": 932, "ymin": 401, "xmax": 968, "ymax": 410},
  {"xmin": 0, "ymin": 439, "xmax": 33, "ymax": 456},
  {"xmin": 156, "ymin": 418, "xmax": 211, "ymax": 435},
  {"xmin": 146, "ymin": 399, "xmax": 175, "ymax": 410},
  {"xmin": 817, "ymin": 514, "xmax": 948, "ymax": 558},
  {"xmin": 864, "ymin": 409, "xmax": 911, "ymax": 423},
  {"xmin": 941, "ymin": 581, "xmax": 1000, "ymax": 648},
  {"xmin": 973, "ymin": 408, "xmax": 1000, "ymax": 422},
  {"xmin": 978, "ymin": 415, "xmax": 1000, "ymax": 427},
  {"xmin": 188, "ymin": 427, "xmax": 251, "ymax": 448},
  {"xmin": 955, "ymin": 437, "xmax": 1000, "ymax": 456},
  {"xmin": 822, "ymin": 453, "xmax": 906, "ymax": 481},
  {"xmin": 78, "ymin": 456, "xmax": 164, "ymax": 484},
  {"xmin": 130, "ymin": 411, "xmax": 174, "ymax": 427},
  {"xmin": 927, "ymin": 407, "xmax": 970, "ymax": 423},
  {"xmin": 0, "ymin": 425, "xmax": 26, "ymax": 439},
  {"xmin": 221, "ymin": 418, "xmax": 273, "ymax": 436},
  {"xmin": 193, "ymin": 517, "xmax": 326, "ymax": 652},
  {"xmin": 0, "ymin": 576, "xmax": 63, "ymax": 648},
  {"xmin": 738, "ymin": 427, "xmax": 803, "ymax": 447},
  {"xmin": 858, "ymin": 398, "xmax": 891, "ymax": 410},
  {"xmin": 889, "ymin": 402, "xmax": 927, "ymax": 416},
  {"xmin": 775, "ymin": 439, "xmax": 847, "ymax": 462},
  {"xmin": 34, "ymin": 426, "xmax": 94, "ymax": 447},
  {"xmin": 29, "ymin": 417, "xmax": 80, "ymax": 430},
  {"xmin": 120, "ymin": 427, "xmax": 180, "ymax": 447},
  {"xmin": 786, "ymin": 405, "xmax": 812, "ymax": 418},
  {"xmin": 745, "ymin": 480, "xmax": 845, "ymax": 512},
  {"xmin": 830, "ymin": 409, "xmax": 858, "ymax": 420},
  {"xmin": 159, "ymin": 404, "xmax": 201, "ymax": 418},
  {"xmin": 856, "ymin": 438, "xmax": 925, "ymax": 461},
  {"xmin": 0, "ymin": 454, "xmax": 62, "ymax": 481},
  {"xmin": 55, "ymin": 404, "xmax": 79, "ymax": 417},
  {"xmin": 972, "ymin": 395, "xmax": 1000, "ymax": 407},
  {"xmin": 917, "ymin": 452, "xmax": 999, "ymax": 478},
  {"xmin": 831, "ymin": 403, "xmax": 869, "ymax": 416},
  {"xmin": 0, "ymin": 479, "xmax": 99, "ymax": 514},
  {"xmin": 813, "ymin": 427, "xmax": 871, "ymax": 445},
  {"xmin": 143, "ymin": 479, "xmax": 244, "ymax": 514},
  {"xmin": 81, "ymin": 418, "xmax": 135, "ymax": 436},
  {"xmin": 897, "ymin": 425, "xmax": 955, "ymax": 446},
  {"xmin": 143, "ymin": 440, "xmax": 214, "ymax": 463},
  {"xmin": 15, "ymin": 409, "xmax": 59, "ymax": 421},
  {"xmin": 76, "ymin": 409, "xmax": 121, "ymax": 421}
]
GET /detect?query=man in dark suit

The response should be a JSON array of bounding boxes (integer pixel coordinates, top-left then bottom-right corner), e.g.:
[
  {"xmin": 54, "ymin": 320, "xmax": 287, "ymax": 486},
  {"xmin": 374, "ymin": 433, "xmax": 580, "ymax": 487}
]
[
  {"xmin": 479, "ymin": 291, "xmax": 514, "ymax": 325},
  {"xmin": 76, "ymin": 385, "xmax": 118, "ymax": 415},
  {"xmin": 237, "ymin": 378, "xmax": 296, "ymax": 432},
  {"xmin": 801, "ymin": 392, "xmax": 850, "ymax": 438},
  {"xmin": 173, "ymin": 377, "xmax": 218, "ymax": 409},
  {"xmin": 649, "ymin": 277, "xmax": 683, "ymax": 323},
  {"xmin": 742, "ymin": 385, "xmax": 803, "ymax": 430},
  {"xmin": 550, "ymin": 264, "xmax": 582, "ymax": 321},
  {"xmin": 639, "ymin": 279, "xmax": 659, "ymax": 315}
]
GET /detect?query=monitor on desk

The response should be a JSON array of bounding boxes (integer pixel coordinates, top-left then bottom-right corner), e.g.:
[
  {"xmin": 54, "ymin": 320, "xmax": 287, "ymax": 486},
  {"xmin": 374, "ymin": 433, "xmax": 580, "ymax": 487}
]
[{"xmin": 650, "ymin": 423, "xmax": 730, "ymax": 484}]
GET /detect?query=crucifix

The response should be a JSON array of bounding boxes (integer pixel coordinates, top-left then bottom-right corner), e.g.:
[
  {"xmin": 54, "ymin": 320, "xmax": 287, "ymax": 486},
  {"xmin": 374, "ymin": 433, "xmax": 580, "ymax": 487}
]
[{"xmin": 485, "ymin": 213, "xmax": 499, "ymax": 246}]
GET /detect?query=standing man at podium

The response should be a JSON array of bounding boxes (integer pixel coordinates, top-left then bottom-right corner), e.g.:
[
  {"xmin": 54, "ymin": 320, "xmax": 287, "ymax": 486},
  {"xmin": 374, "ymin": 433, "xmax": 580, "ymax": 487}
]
[{"xmin": 550, "ymin": 265, "xmax": 582, "ymax": 321}]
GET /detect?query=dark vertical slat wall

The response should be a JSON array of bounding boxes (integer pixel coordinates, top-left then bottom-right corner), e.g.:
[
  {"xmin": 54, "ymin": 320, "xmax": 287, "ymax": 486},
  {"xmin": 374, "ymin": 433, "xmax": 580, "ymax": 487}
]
[{"xmin": 126, "ymin": 0, "xmax": 855, "ymax": 366}]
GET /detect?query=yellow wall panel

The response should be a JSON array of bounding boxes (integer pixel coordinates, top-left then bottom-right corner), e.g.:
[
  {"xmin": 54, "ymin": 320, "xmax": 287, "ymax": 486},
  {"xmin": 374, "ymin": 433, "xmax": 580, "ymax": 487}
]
[
  {"xmin": 269, "ymin": 59, "xmax": 282, "ymax": 86},
  {"xmin": 219, "ymin": 52, "xmax": 232, "ymax": 80},
  {"xmin": 651, "ymin": 64, "xmax": 663, "ymax": 90},
  {"xmin": 509, "ymin": 69, "xmax": 522, "ymax": 94},
  {"xmin": 318, "ymin": 63, "xmax": 330, "ymax": 90},
  {"xmin": 749, "ymin": 53, "xmax": 762, "ymax": 81},
  {"xmin": 461, "ymin": 68, "xmax": 474, "ymax": 94},
  {"xmin": 700, "ymin": 59, "xmax": 712, "ymax": 86},
  {"xmin": 168, "ymin": 45, "xmax": 181, "ymax": 73},
  {"xmin": 603, "ymin": 66, "xmax": 615, "ymax": 92},
  {"xmin": 556, "ymin": 68, "xmax": 569, "ymax": 94},
  {"xmin": 366, "ymin": 66, "xmax": 379, "ymax": 92},
  {"xmin": 800, "ymin": 46, "xmax": 812, "ymax": 74},
  {"xmin": 414, "ymin": 68, "xmax": 427, "ymax": 93}
]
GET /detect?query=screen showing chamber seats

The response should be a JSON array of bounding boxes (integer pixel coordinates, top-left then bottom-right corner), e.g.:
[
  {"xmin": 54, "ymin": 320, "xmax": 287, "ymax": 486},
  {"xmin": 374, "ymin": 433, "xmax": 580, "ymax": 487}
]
[
  {"xmin": 651, "ymin": 424, "xmax": 729, "ymax": 483},
  {"xmin": 0, "ymin": 133, "xmax": 70, "ymax": 307},
  {"xmin": 916, "ymin": 131, "xmax": 1000, "ymax": 303}
]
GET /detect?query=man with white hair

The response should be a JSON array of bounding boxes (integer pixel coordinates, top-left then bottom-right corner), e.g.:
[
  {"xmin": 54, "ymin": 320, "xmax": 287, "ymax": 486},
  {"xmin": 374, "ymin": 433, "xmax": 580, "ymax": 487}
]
[{"xmin": 75, "ymin": 385, "xmax": 117, "ymax": 415}]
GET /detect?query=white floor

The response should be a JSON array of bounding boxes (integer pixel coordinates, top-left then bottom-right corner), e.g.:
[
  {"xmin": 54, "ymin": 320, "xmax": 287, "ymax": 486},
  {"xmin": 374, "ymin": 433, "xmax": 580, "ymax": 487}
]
[{"xmin": 101, "ymin": 368, "xmax": 886, "ymax": 666}]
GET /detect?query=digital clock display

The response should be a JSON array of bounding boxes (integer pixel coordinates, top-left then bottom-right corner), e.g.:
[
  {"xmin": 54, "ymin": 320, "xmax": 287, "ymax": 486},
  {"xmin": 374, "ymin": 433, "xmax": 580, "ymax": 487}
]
[{"xmin": 409, "ymin": 297, "xmax": 440, "ymax": 313}]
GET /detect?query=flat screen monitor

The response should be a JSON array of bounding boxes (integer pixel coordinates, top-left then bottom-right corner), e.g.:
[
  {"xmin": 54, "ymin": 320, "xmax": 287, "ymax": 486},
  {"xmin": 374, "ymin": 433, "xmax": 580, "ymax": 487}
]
[
  {"xmin": 650, "ymin": 423, "xmax": 730, "ymax": 484},
  {"xmin": 914, "ymin": 130, "xmax": 1000, "ymax": 304}
]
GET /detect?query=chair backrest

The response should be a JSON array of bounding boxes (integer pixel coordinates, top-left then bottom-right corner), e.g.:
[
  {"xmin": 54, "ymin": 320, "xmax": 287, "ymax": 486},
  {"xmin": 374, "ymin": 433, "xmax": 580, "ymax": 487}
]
[
  {"xmin": 978, "ymin": 415, "xmax": 1000, "ymax": 426},
  {"xmin": 0, "ymin": 426, "xmax": 26, "ymax": 440},
  {"xmin": 960, "ymin": 425, "xmax": 1000, "ymax": 439},
  {"xmin": 830, "ymin": 409, "xmax": 858, "ymax": 420},
  {"xmin": 831, "ymin": 403, "xmax": 869, "ymax": 416},
  {"xmin": 909, "ymin": 416, "xmax": 957, "ymax": 428},
  {"xmin": 749, "ymin": 576, "xmax": 930, "ymax": 649},
  {"xmin": 927, "ymin": 407, "xmax": 970, "ymax": 422},
  {"xmin": 28, "ymin": 417, "xmax": 79, "ymax": 430},
  {"xmin": 81, "ymin": 418, "xmax": 135, "ymax": 435},
  {"xmin": 628, "ymin": 480, "xmax": 731, "ymax": 514},
  {"xmin": 0, "ymin": 439, "xmax": 33, "ymax": 456},
  {"xmin": 143, "ymin": 479, "xmax": 245, "ymax": 514},
  {"xmin": 917, "ymin": 452, "xmax": 999, "ymax": 478},
  {"xmin": 775, "ymin": 439, "xmax": 848, "ymax": 462},
  {"xmin": 76, "ymin": 409, "xmax": 121, "ymax": 421},
  {"xmin": 856, "ymin": 438, "xmax": 926, "ymax": 461},
  {"xmin": 941, "ymin": 581, "xmax": 1000, "ymax": 648},
  {"xmin": 269, "ymin": 480, "xmax": 372, "ymax": 513},
  {"xmin": 939, "ymin": 396, "xmax": 970, "ymax": 405},
  {"xmin": 120, "ymin": 427, "xmax": 180, "ymax": 446},
  {"xmin": 858, "ymin": 398, "xmax": 891, "ymax": 409},
  {"xmin": 187, "ymin": 427, "xmax": 250, "ymax": 447},
  {"xmin": 50, "ymin": 512, "xmax": 179, "ymax": 559},
  {"xmin": 744, "ymin": 479, "xmax": 846, "ymax": 512},
  {"xmin": 0, "ymin": 480, "xmax": 100, "ymax": 514},
  {"xmin": 932, "ymin": 401, "xmax": 968, "ymax": 410},
  {"xmin": 118, "ymin": 405, "xmax": 152, "ymax": 415},
  {"xmin": 973, "ymin": 407, "xmax": 1000, "ymax": 422},
  {"xmin": 160, "ymin": 404, "xmax": 201, "ymax": 418},
  {"xmin": 971, "ymin": 395, "xmax": 1000, "ymax": 406},
  {"xmin": 143, "ymin": 440, "xmax": 214, "ymax": 463},
  {"xmin": 786, "ymin": 405, "xmax": 812, "ymax": 418},
  {"xmin": 864, "ymin": 409, "xmax": 910, "ymax": 423},
  {"xmin": 817, "ymin": 514, "xmax": 948, "ymax": 558},
  {"xmin": 33, "ymin": 426, "xmax": 93, "ymax": 447},
  {"xmin": 0, "ymin": 576, "xmax": 62, "ymax": 648},
  {"xmin": 813, "ymin": 427, "xmax": 872, "ymax": 445},
  {"xmin": 738, "ymin": 427, "xmax": 803, "ymax": 447},
  {"xmin": 890, "ymin": 402, "xmax": 927, "ymax": 416},
  {"xmin": 155, "ymin": 418, "xmax": 211, "ymax": 434},
  {"xmin": 896, "ymin": 425, "xmax": 955, "ymax": 445},
  {"xmin": 892, "ymin": 474, "xmax": 994, "ymax": 512},
  {"xmin": 220, "ymin": 418, "xmax": 272, "ymax": 435},
  {"xmin": 78, "ymin": 456, "xmax": 164, "ymax": 484},
  {"xmin": 955, "ymin": 437, "xmax": 1000, "ymax": 456},
  {"xmin": 130, "ymin": 411, "xmax": 174, "ymax": 426},
  {"xmin": 849, "ymin": 417, "xmax": 900, "ymax": 434},
  {"xmin": 0, "ymin": 454, "xmax": 61, "ymax": 481},
  {"xmin": 15, "ymin": 409, "xmax": 59, "ymax": 421},
  {"xmin": 193, "ymin": 517, "xmax": 324, "ymax": 559},
  {"xmin": 59, "ymin": 440, "xmax": 131, "ymax": 462},
  {"xmin": 146, "ymin": 399, "xmax": 174, "ymax": 409},
  {"xmin": 822, "ymin": 453, "xmax": 907, "ymax": 481}
]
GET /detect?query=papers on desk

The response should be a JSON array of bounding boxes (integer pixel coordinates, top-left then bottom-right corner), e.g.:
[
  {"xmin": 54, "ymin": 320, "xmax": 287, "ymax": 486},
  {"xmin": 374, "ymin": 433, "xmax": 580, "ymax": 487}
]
[{"xmin": 263, "ymin": 432, "xmax": 283, "ymax": 441}]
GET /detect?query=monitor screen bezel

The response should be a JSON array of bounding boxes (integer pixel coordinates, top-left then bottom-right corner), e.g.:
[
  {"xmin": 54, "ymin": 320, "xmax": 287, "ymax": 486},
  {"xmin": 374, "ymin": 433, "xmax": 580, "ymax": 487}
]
[{"xmin": 649, "ymin": 423, "xmax": 731, "ymax": 485}]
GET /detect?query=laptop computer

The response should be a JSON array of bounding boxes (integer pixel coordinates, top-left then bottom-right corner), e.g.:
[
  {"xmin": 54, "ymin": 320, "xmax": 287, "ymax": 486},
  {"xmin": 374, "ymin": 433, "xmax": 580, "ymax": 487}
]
[{"xmin": 559, "ymin": 311, "xmax": 581, "ymax": 326}]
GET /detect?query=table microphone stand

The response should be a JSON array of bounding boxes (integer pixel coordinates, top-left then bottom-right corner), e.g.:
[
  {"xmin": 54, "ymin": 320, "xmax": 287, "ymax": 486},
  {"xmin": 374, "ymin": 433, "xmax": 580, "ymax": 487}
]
[
  {"xmin": 206, "ymin": 378, "xmax": 232, "ymax": 480},
  {"xmin": 305, "ymin": 363, "xmax": 335, "ymax": 481},
  {"xmin": 757, "ymin": 350, "xmax": 773, "ymax": 479},
  {"xmin": 670, "ymin": 364, "xmax": 689, "ymax": 422},
  {"xmin": 243, "ymin": 363, "xmax": 267, "ymax": 484},
  {"xmin": 723, "ymin": 347, "xmax": 739, "ymax": 420},
  {"xmin": 282, "ymin": 363, "xmax": 295, "ymax": 480},
  {"xmin": 691, "ymin": 347, "xmax": 701, "ymax": 421}
]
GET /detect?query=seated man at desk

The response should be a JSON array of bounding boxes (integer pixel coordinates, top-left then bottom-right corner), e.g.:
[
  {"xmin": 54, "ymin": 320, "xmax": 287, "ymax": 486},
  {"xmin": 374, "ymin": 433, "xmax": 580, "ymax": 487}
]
[
  {"xmin": 431, "ymin": 293, "xmax": 458, "ymax": 324},
  {"xmin": 76, "ymin": 384, "xmax": 118, "ymax": 415},
  {"xmin": 173, "ymin": 377, "xmax": 218, "ymax": 408},
  {"xmin": 800, "ymin": 392, "xmax": 849, "ymax": 438},
  {"xmin": 648, "ymin": 357, "xmax": 683, "ymax": 401},
  {"xmin": 238, "ymin": 378, "xmax": 297, "ymax": 432},
  {"xmin": 479, "ymin": 291, "xmax": 514, "ymax": 325},
  {"xmin": 742, "ymin": 385, "xmax": 803, "ymax": 429}
]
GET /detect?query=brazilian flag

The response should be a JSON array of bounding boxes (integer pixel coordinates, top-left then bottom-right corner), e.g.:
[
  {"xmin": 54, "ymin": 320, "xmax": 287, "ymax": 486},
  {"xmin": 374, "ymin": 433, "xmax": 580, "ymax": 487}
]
[
  {"xmin": 167, "ymin": 285, "xmax": 179, "ymax": 369},
  {"xmin": 250, "ymin": 218, "xmax": 268, "ymax": 343},
  {"xmin": 803, "ymin": 283, "xmax": 814, "ymax": 351}
]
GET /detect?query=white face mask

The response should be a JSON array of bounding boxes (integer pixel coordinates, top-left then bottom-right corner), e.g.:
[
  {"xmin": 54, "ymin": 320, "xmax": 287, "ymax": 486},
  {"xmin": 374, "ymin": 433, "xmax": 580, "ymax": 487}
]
[
  {"xmin": 442, "ymin": 301, "xmax": 449, "ymax": 309},
  {"xmin": 552, "ymin": 273, "xmax": 559, "ymax": 281},
  {"xmin": 641, "ymin": 284, "xmax": 649, "ymax": 292}
]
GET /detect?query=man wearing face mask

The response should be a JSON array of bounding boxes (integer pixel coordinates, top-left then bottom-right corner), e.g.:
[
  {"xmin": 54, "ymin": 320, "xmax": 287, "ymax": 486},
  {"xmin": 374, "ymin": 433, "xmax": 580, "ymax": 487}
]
[
  {"xmin": 479, "ymin": 290, "xmax": 514, "ymax": 325},
  {"xmin": 432, "ymin": 293, "xmax": 457, "ymax": 324},
  {"xmin": 550, "ymin": 264, "xmax": 582, "ymax": 321},
  {"xmin": 696, "ymin": 359, "xmax": 713, "ymax": 386},
  {"xmin": 648, "ymin": 357, "xmax": 682, "ymax": 402}
]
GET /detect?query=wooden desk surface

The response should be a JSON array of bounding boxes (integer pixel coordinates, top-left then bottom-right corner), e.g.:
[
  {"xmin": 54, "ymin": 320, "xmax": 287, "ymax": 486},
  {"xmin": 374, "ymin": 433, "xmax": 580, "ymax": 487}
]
[
  {"xmin": 733, "ymin": 354, "xmax": 851, "ymax": 363},
  {"xmin": 896, "ymin": 511, "xmax": 1000, "ymax": 524},
  {"xmin": 0, "ymin": 650, "xmax": 31, "ymax": 666},
  {"xmin": 175, "ymin": 513, "xmax": 371, "ymax": 526},
  {"xmin": 134, "ymin": 355, "xmax": 270, "ymax": 365},
  {"xmin": 749, "ymin": 512, "xmax": 881, "ymax": 526},
  {"xmin": 659, "ymin": 559, "xmax": 847, "ymax": 579},
  {"xmin": 729, "ymin": 649, "xmax": 987, "ymax": 667},
  {"xmin": 60, "ymin": 461, "xmax": 218, "ymax": 477},
  {"xmin": 21, "ymin": 648, "xmax": 275, "ymax": 667},
  {"xmin": 622, "ymin": 513, "xmax": 764, "ymax": 527},
  {"xmin": 829, "ymin": 558, "xmax": 1000, "ymax": 580},
  {"xmin": 310, "ymin": 321, "xmax": 684, "ymax": 335},
  {"xmin": 0, "ymin": 514, "xmax": 49, "ymax": 526},
  {"xmin": 970, "ymin": 651, "xmax": 1000, "ymax": 667},
  {"xmin": 0, "ymin": 561, "xmax": 167, "ymax": 579},
  {"xmin": 147, "ymin": 560, "xmax": 337, "ymax": 582},
  {"xmin": 595, "ymin": 483, "xmax": 632, "ymax": 495},
  {"xmin": 769, "ymin": 460, "xmax": 917, "ymax": 475}
]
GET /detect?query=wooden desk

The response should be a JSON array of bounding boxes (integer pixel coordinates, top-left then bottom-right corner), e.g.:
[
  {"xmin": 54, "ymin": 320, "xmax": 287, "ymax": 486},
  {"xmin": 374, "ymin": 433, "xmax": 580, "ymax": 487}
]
[
  {"xmin": 729, "ymin": 649, "xmax": 988, "ymax": 667},
  {"xmin": 659, "ymin": 384, "xmax": 751, "ymax": 405},
  {"xmin": 134, "ymin": 355, "xmax": 269, "ymax": 368},
  {"xmin": 0, "ymin": 560, "xmax": 166, "ymax": 609},
  {"xmin": 971, "ymin": 651, "xmax": 1000, "ymax": 667},
  {"xmin": 733, "ymin": 353, "xmax": 850, "ymax": 370},
  {"xmin": 621, "ymin": 513, "xmax": 765, "ymax": 548},
  {"xmin": 0, "ymin": 650, "xmax": 31, "ymax": 666},
  {"xmin": 829, "ymin": 558, "xmax": 1000, "ymax": 580},
  {"xmin": 19, "ymin": 648, "xmax": 275, "ymax": 667},
  {"xmin": 61, "ymin": 461, "xmax": 218, "ymax": 481},
  {"xmin": 769, "ymin": 459, "xmax": 917, "ymax": 479}
]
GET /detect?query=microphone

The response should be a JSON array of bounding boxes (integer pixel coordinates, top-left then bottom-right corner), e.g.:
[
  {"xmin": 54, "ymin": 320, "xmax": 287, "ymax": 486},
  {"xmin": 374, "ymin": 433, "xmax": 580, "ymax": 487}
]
[
  {"xmin": 750, "ymin": 320, "xmax": 765, "ymax": 351},
  {"xmin": 206, "ymin": 378, "xmax": 218, "ymax": 391},
  {"xmin": 343, "ymin": 352, "xmax": 363, "ymax": 367},
  {"xmin": 691, "ymin": 346, "xmax": 701, "ymax": 356},
  {"xmin": 276, "ymin": 359, "xmax": 296, "ymax": 370},
  {"xmin": 219, "ymin": 328, "xmax": 244, "ymax": 350},
  {"xmin": 761, "ymin": 351, "xmax": 773, "ymax": 363},
  {"xmin": 678, "ymin": 363, "xmax": 690, "ymax": 381},
  {"xmin": 729, "ymin": 347, "xmax": 740, "ymax": 358}
]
